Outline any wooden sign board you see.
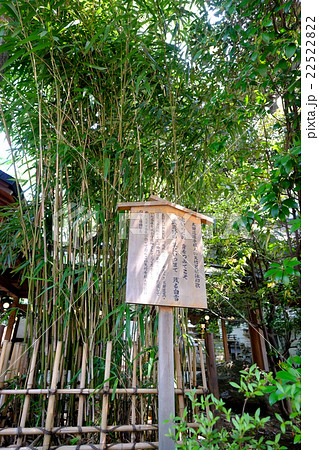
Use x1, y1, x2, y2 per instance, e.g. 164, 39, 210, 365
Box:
117, 197, 213, 449
124, 204, 208, 308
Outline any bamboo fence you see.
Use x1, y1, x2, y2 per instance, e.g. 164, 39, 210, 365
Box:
0, 334, 213, 449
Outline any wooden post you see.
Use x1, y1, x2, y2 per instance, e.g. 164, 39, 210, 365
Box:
204, 332, 219, 399
117, 198, 213, 447
248, 310, 266, 370
139, 349, 145, 442
158, 306, 175, 450
259, 329, 269, 371
131, 342, 138, 443
221, 320, 230, 362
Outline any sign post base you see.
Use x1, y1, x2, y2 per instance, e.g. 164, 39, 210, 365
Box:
158, 306, 175, 450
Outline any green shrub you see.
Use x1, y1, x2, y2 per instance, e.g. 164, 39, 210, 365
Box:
167, 358, 301, 449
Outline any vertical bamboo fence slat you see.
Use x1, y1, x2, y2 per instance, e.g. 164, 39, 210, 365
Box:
13, 344, 23, 378
43, 341, 63, 450
0, 341, 12, 411
100, 341, 112, 447
7, 343, 17, 380
77, 342, 88, 433
19, 344, 28, 377
0, 341, 9, 383
16, 340, 40, 447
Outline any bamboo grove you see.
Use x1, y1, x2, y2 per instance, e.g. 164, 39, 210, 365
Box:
0, 0, 300, 439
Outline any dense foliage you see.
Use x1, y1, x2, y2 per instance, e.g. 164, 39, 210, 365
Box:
0, 0, 300, 412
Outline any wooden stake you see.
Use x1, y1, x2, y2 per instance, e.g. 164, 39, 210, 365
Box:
221, 320, 230, 362
158, 306, 175, 450
174, 345, 185, 419
16, 340, 40, 447
100, 341, 112, 447
188, 348, 193, 388
192, 347, 197, 387
204, 333, 219, 400
43, 341, 63, 450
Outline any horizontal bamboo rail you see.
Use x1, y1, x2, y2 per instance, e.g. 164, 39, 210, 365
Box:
0, 388, 206, 395
0, 423, 200, 436
1, 444, 163, 450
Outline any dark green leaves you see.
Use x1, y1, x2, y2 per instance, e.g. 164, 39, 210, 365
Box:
285, 44, 297, 59
265, 258, 300, 285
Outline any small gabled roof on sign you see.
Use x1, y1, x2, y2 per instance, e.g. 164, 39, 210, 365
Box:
117, 195, 214, 225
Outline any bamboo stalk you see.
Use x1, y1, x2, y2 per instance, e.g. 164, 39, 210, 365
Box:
77, 343, 88, 434
43, 341, 63, 450
7, 343, 18, 380
174, 345, 185, 419
0, 341, 12, 410
100, 341, 112, 446
188, 348, 193, 388
198, 344, 210, 417
17, 343, 27, 377
12, 344, 23, 379
16, 340, 40, 447
0, 341, 9, 380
